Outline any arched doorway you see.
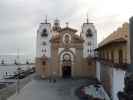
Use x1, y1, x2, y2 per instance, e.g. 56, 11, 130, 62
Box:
62, 53, 72, 78
118, 49, 123, 64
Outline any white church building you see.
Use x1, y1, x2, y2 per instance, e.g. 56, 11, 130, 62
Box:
36, 17, 97, 78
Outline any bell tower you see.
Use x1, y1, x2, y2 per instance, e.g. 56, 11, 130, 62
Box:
81, 16, 97, 58
36, 17, 52, 58
52, 18, 61, 32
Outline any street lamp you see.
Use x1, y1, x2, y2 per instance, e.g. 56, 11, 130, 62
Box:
16, 49, 20, 94
16, 67, 21, 94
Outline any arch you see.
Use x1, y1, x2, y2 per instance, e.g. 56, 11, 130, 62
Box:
118, 49, 123, 64
59, 49, 74, 78
111, 51, 114, 63
41, 29, 48, 37
86, 29, 93, 37
59, 49, 75, 63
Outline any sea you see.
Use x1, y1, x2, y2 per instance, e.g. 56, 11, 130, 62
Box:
0, 55, 35, 79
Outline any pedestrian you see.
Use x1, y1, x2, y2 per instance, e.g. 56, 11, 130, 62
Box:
53, 72, 56, 83
5, 72, 8, 76
49, 77, 52, 83
53, 79, 56, 83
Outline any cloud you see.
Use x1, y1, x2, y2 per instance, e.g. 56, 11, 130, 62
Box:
0, 0, 132, 56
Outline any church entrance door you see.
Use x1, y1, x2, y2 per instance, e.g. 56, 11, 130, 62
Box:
61, 53, 72, 78
62, 66, 71, 78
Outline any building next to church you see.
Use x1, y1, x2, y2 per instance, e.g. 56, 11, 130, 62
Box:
35, 17, 97, 78
97, 22, 129, 64
96, 23, 129, 100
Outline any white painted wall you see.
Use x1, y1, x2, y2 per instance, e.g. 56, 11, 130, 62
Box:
96, 61, 101, 81
112, 68, 125, 100
36, 23, 52, 58
82, 23, 97, 58
96, 62, 125, 100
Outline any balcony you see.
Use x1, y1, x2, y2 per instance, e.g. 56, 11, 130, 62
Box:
96, 57, 128, 70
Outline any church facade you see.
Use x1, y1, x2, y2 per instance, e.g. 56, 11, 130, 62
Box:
36, 18, 97, 78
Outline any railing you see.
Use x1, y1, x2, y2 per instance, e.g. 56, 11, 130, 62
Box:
96, 57, 128, 70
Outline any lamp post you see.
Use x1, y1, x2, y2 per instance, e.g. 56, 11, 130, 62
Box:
16, 67, 21, 94
16, 49, 20, 94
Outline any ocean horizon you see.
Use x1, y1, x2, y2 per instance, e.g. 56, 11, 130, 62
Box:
0, 54, 35, 65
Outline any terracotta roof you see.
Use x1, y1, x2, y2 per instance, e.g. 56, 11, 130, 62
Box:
99, 22, 129, 47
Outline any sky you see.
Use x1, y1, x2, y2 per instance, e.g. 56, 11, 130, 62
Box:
0, 0, 133, 56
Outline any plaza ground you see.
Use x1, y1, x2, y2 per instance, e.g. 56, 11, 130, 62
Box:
7, 76, 95, 100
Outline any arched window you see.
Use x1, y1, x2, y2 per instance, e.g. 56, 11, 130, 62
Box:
88, 41, 91, 46
106, 51, 109, 60
41, 29, 48, 37
42, 41, 47, 45
111, 51, 114, 63
42, 48, 46, 52
64, 35, 70, 43
63, 33, 71, 44
118, 49, 123, 64
86, 29, 93, 37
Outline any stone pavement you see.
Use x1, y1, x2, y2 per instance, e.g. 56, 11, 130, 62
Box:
7, 77, 90, 100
